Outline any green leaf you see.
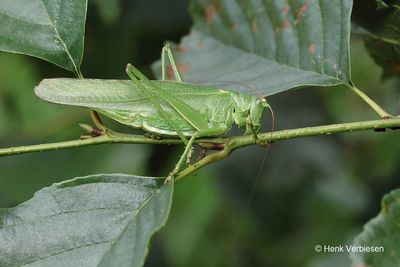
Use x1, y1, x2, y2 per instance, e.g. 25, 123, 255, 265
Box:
154, 0, 352, 96
0, 0, 87, 73
350, 188, 400, 267
364, 36, 400, 79
364, 1, 400, 79
0, 173, 173, 267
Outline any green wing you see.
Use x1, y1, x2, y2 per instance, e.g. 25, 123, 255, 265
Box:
126, 64, 209, 131
35, 78, 237, 138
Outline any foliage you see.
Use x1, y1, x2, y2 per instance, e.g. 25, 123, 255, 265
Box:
154, 0, 352, 96
353, 0, 400, 79
0, 174, 172, 266
0, 0, 87, 73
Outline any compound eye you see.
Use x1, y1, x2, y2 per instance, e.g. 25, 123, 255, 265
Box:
256, 98, 266, 105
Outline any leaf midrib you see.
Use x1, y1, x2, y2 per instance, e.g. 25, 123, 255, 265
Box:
39, 0, 79, 73
97, 186, 163, 264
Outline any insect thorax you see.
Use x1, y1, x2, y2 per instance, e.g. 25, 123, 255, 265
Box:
231, 93, 268, 134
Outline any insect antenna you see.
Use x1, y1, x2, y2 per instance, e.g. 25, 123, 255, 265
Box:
231, 105, 275, 254
196, 80, 278, 254
190, 79, 276, 252
230, 147, 269, 250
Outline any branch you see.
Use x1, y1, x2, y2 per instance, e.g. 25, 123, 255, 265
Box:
0, 131, 182, 157
1, 118, 399, 159
174, 117, 400, 180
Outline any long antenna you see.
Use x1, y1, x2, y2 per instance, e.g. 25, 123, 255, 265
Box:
188, 78, 276, 252
231, 96, 275, 253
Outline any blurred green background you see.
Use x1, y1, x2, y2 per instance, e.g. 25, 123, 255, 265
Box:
0, 0, 399, 266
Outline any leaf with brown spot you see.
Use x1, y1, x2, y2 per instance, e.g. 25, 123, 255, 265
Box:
204, 4, 217, 25
175, 45, 188, 53
231, 23, 238, 31
282, 6, 290, 15
308, 43, 316, 54
153, 0, 352, 96
252, 18, 259, 32
296, 0, 310, 24
281, 19, 291, 30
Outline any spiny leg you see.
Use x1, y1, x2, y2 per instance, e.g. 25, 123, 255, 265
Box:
159, 45, 230, 182
246, 115, 259, 142
248, 121, 269, 146
165, 126, 229, 183
165, 134, 197, 184
161, 43, 183, 82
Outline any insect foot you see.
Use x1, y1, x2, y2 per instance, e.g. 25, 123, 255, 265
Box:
164, 173, 175, 185
80, 135, 92, 140
144, 133, 163, 140
198, 149, 207, 161
186, 147, 195, 165
79, 123, 105, 137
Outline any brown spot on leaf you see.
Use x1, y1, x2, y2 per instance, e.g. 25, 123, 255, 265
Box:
308, 43, 316, 54
204, 4, 217, 25
281, 20, 290, 29
252, 18, 259, 32
231, 23, 238, 31
175, 45, 187, 53
389, 62, 400, 73
166, 63, 190, 80
282, 6, 290, 15
296, 0, 309, 24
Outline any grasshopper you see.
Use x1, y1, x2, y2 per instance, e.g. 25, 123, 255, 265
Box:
34, 44, 269, 182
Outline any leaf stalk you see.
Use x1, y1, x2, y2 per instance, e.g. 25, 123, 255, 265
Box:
349, 86, 393, 118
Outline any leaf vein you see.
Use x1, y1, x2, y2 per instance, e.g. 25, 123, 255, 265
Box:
39, 0, 79, 73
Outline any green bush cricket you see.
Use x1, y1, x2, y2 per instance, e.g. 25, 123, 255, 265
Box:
35, 44, 270, 182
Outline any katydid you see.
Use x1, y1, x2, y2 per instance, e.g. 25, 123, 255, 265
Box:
34, 44, 269, 182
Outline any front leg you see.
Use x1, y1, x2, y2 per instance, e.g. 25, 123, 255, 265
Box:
246, 115, 259, 142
